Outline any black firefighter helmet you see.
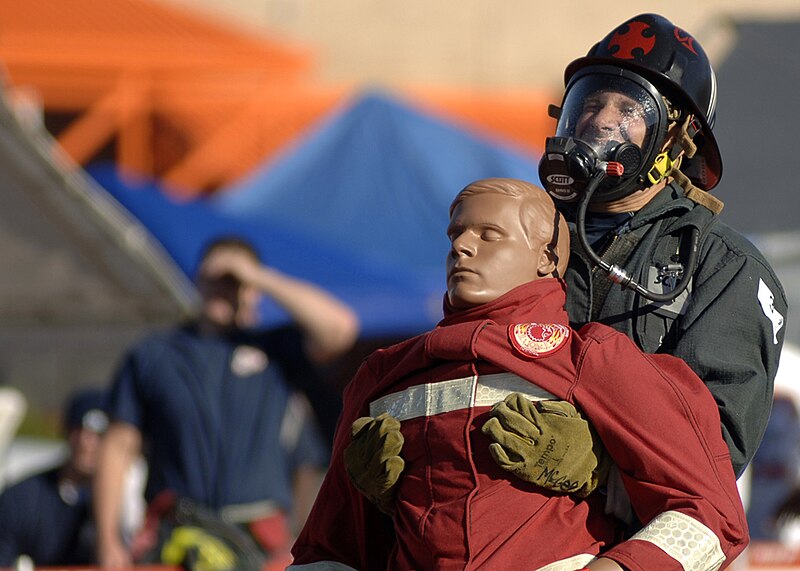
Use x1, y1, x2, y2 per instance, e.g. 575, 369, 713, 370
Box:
540, 13, 722, 202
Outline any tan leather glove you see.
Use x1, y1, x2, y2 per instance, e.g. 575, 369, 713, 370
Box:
343, 412, 405, 514
481, 394, 610, 497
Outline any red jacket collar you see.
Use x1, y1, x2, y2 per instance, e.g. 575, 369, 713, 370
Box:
439, 279, 569, 327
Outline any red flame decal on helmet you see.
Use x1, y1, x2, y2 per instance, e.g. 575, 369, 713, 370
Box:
673, 27, 698, 55
608, 20, 656, 60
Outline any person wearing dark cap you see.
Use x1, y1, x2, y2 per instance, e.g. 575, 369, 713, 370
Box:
0, 388, 109, 566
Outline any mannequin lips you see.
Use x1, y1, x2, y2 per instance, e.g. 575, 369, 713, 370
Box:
448, 265, 478, 280
447, 269, 478, 293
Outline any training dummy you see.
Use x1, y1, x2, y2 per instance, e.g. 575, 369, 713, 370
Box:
290, 178, 747, 571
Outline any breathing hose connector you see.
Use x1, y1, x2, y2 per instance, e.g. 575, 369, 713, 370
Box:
574, 168, 698, 303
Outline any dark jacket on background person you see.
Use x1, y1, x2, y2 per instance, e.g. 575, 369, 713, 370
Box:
0, 468, 96, 566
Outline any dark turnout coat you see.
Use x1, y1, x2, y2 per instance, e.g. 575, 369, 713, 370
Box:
563, 181, 788, 476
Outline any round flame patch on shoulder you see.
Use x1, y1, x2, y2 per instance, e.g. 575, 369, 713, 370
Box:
508, 323, 571, 358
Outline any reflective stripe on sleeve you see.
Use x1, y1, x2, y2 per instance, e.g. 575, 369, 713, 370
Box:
369, 372, 555, 421
630, 510, 725, 571
287, 563, 358, 570
534, 553, 596, 571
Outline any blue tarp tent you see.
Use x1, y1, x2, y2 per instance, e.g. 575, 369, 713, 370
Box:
92, 91, 542, 337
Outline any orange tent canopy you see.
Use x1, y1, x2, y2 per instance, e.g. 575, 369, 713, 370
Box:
406, 86, 555, 156
0, 0, 556, 197
0, 0, 326, 194
0, 0, 312, 83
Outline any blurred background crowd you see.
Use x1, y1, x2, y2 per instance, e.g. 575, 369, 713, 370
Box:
0, 0, 799, 569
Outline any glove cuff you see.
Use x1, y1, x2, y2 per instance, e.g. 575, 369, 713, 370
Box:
575, 424, 613, 498
369, 493, 397, 516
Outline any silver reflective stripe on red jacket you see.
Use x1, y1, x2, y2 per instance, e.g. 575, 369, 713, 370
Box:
369, 372, 555, 421
631, 510, 725, 571
534, 553, 596, 570
287, 563, 358, 570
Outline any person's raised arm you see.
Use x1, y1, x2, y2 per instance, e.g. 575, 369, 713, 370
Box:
95, 421, 141, 568
291, 464, 325, 535
200, 248, 359, 363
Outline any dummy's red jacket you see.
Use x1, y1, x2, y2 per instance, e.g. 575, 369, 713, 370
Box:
290, 279, 748, 571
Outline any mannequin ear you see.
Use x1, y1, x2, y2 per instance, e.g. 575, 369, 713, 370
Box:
537, 247, 557, 278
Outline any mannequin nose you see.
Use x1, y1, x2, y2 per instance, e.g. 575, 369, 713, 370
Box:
451, 234, 476, 257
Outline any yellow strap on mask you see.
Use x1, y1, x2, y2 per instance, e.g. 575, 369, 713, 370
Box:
647, 152, 674, 185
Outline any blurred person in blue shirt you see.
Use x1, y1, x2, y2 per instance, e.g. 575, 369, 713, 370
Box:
0, 388, 109, 566
94, 237, 359, 569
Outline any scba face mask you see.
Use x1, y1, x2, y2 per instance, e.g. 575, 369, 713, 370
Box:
539, 68, 669, 203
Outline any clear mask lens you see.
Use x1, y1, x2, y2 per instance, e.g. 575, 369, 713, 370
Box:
556, 75, 660, 162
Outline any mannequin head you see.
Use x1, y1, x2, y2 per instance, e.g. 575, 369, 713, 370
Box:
446, 178, 569, 309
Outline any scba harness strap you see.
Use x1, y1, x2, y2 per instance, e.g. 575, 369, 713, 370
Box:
663, 114, 724, 215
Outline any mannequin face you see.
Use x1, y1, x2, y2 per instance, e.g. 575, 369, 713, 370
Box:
446, 191, 555, 309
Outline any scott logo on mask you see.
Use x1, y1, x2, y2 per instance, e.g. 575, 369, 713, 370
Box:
546, 174, 574, 186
